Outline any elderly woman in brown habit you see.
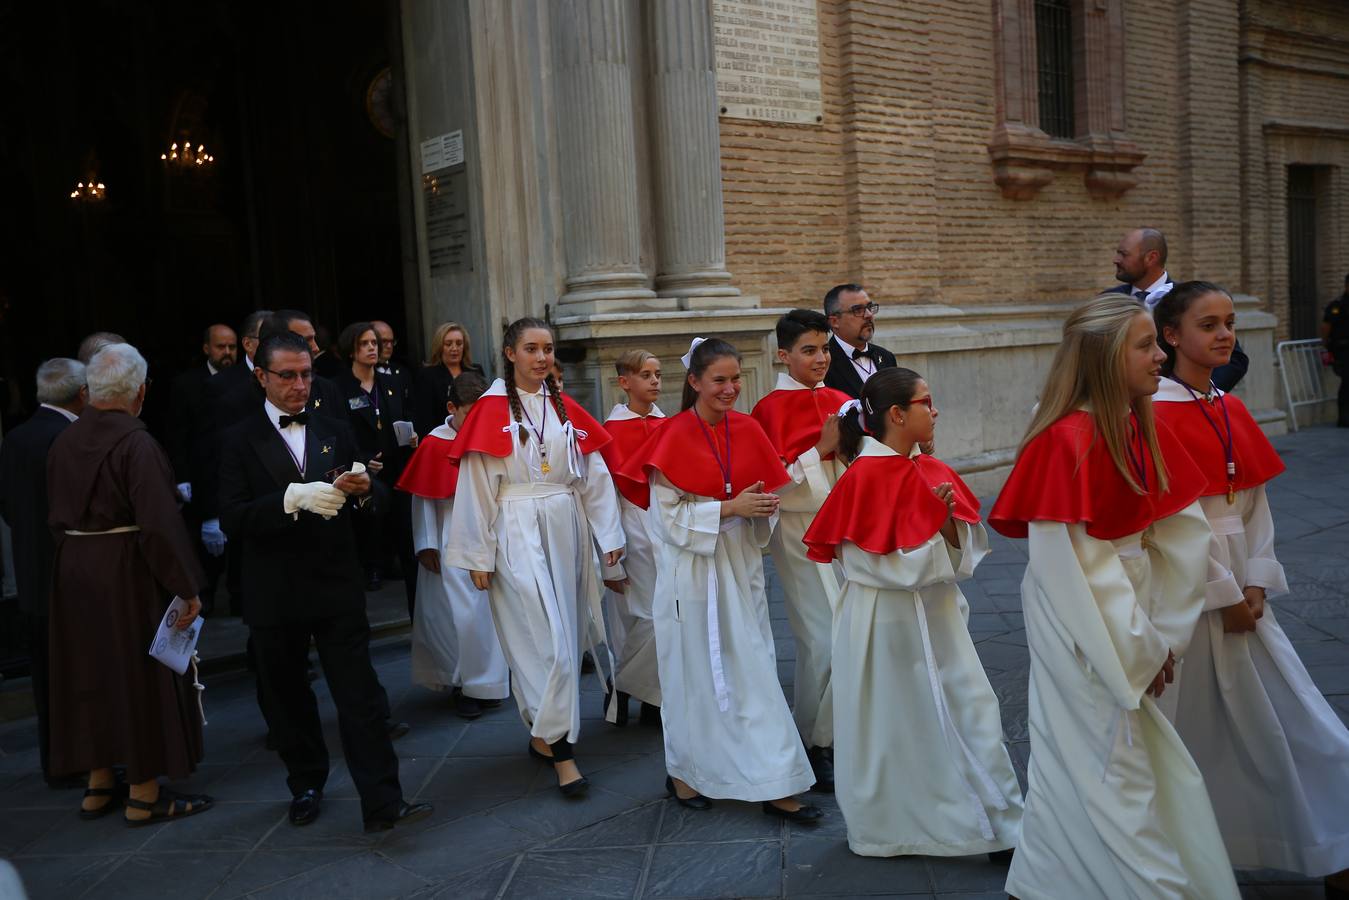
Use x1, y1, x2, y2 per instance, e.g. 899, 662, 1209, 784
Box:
46, 342, 214, 825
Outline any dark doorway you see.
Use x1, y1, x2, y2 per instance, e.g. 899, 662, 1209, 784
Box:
1286, 165, 1322, 341
0, 0, 409, 430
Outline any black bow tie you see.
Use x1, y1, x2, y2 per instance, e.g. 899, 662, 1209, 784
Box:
278, 412, 310, 428
852, 347, 874, 361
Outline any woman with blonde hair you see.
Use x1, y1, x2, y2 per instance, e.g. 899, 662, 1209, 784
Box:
413, 322, 484, 435
989, 294, 1239, 899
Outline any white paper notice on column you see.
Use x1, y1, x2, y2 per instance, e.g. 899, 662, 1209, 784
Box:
712, 0, 823, 124
420, 130, 465, 175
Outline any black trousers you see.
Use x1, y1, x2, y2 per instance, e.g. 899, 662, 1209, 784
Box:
183, 513, 226, 611
250, 611, 402, 820
25, 613, 53, 782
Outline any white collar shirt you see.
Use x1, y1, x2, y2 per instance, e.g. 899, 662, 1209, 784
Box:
833, 332, 877, 383
206, 360, 219, 377
264, 399, 307, 475
40, 403, 78, 423
1135, 271, 1172, 311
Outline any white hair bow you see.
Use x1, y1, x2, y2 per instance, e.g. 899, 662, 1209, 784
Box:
837, 398, 861, 418
680, 336, 708, 370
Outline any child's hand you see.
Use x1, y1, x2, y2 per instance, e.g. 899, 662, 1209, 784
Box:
815, 415, 840, 457
932, 482, 956, 518
604, 578, 629, 595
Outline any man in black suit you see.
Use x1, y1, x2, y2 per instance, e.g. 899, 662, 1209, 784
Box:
1106, 227, 1248, 391
167, 324, 237, 614
0, 359, 86, 788
218, 331, 432, 833
822, 283, 899, 398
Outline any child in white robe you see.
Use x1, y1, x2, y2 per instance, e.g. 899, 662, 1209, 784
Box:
989, 295, 1239, 900
750, 310, 851, 789
1153, 282, 1349, 892
395, 371, 509, 718
444, 318, 624, 798
804, 370, 1023, 858
615, 337, 819, 822
598, 349, 666, 726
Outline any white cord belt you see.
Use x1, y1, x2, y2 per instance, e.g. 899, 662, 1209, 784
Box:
64, 525, 141, 536
1208, 515, 1244, 537
497, 482, 577, 500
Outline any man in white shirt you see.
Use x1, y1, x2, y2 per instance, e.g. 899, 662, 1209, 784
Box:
822, 283, 899, 398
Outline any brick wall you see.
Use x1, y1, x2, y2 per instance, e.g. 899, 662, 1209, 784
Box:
719, 0, 1349, 320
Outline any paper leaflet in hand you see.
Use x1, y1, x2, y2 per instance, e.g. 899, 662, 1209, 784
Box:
149, 596, 202, 675
393, 420, 416, 447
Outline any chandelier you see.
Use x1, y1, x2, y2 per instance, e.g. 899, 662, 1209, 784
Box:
69, 178, 106, 203
161, 138, 214, 169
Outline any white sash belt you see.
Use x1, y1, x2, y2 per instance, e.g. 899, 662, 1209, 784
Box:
497, 482, 577, 501
64, 525, 141, 536
705, 517, 745, 714
1208, 515, 1245, 537
913, 592, 1008, 841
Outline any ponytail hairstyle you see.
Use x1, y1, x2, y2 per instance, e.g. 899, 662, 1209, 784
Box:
836, 367, 926, 463
1152, 280, 1233, 378
448, 370, 489, 408
501, 317, 568, 444
1020, 294, 1167, 495
681, 338, 742, 411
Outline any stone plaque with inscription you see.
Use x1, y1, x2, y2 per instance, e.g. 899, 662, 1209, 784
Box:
422, 165, 471, 276
712, 0, 822, 124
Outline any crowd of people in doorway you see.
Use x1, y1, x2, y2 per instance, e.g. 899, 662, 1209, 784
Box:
2, 226, 1349, 898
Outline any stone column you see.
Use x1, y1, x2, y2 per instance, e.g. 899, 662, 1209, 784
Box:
552, 0, 658, 310
645, 0, 742, 303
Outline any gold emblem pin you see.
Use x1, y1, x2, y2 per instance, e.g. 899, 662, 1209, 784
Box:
322, 445, 331, 454
314, 399, 322, 408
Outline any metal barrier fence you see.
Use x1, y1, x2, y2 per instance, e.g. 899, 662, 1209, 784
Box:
1277, 338, 1335, 432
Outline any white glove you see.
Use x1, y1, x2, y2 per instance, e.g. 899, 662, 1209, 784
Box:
177, 482, 193, 504
201, 518, 227, 556
284, 482, 346, 519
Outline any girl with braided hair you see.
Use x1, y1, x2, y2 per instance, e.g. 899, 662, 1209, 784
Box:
444, 318, 624, 798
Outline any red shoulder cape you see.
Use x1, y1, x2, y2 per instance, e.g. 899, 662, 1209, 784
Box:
988, 411, 1206, 540
751, 385, 855, 463
446, 393, 611, 461
1152, 393, 1284, 495
614, 409, 791, 509
395, 433, 459, 499
600, 416, 668, 507
803, 452, 980, 562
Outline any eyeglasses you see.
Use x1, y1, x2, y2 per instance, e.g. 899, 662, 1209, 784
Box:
840, 302, 880, 317
907, 396, 934, 411
261, 368, 314, 383
378, 338, 396, 347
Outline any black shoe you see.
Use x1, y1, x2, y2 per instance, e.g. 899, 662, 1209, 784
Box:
558, 775, 589, 799
478, 698, 503, 709
288, 788, 322, 826
762, 800, 823, 823
581, 652, 596, 674
363, 800, 434, 833
988, 848, 1015, 865
665, 776, 711, 810
453, 690, 482, 720
807, 746, 835, 793
387, 721, 410, 740
639, 702, 662, 727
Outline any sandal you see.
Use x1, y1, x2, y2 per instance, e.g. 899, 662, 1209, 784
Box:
78, 785, 126, 821
124, 790, 214, 827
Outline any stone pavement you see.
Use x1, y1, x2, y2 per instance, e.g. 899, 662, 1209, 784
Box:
1, 426, 1346, 900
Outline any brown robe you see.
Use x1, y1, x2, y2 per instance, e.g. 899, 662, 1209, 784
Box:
46, 407, 206, 782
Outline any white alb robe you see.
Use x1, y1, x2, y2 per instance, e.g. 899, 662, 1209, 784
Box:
648, 472, 814, 800
601, 404, 664, 718
445, 383, 624, 744
1165, 486, 1349, 876
408, 422, 510, 699
764, 373, 845, 749
832, 445, 1022, 856
1005, 503, 1240, 900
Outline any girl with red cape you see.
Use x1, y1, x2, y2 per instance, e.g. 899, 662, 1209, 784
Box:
1153, 282, 1349, 893
989, 294, 1238, 900
615, 338, 820, 822
803, 367, 1023, 859
443, 318, 624, 798
394, 371, 509, 719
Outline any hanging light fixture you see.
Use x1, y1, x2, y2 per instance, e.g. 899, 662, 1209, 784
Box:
160, 137, 215, 170
69, 178, 107, 203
